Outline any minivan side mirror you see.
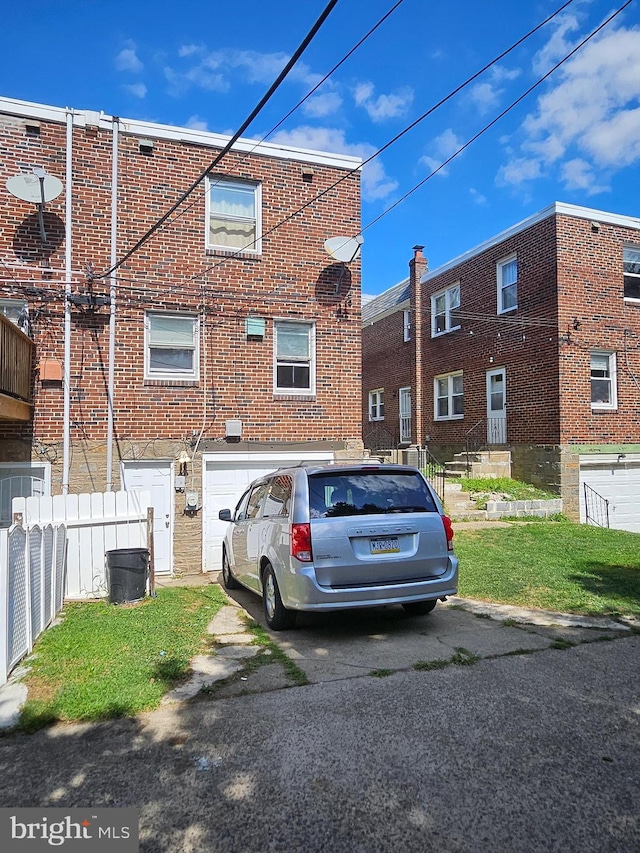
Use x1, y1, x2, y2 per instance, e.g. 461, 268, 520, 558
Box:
218, 509, 232, 522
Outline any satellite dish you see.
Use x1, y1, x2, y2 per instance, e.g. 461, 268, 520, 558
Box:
324, 235, 363, 263
6, 169, 63, 244
7, 172, 63, 204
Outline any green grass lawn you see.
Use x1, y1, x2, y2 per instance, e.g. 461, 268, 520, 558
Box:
455, 521, 640, 617
19, 585, 226, 731
457, 477, 556, 509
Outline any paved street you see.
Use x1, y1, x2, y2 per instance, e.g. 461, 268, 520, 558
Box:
0, 596, 638, 853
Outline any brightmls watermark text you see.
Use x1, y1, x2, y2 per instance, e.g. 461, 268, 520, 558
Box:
0, 809, 139, 851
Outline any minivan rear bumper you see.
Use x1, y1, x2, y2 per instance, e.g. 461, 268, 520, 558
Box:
279, 556, 459, 611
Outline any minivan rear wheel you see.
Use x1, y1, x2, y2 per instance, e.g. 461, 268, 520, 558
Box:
402, 600, 437, 616
222, 550, 240, 590
262, 563, 296, 631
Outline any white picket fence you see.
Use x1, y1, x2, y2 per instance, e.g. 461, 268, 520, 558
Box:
11, 490, 152, 599
0, 490, 153, 688
0, 522, 67, 687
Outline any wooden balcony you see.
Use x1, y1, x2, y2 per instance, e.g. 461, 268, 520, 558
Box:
0, 314, 33, 421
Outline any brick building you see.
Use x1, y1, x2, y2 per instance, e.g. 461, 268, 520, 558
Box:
0, 95, 363, 574
362, 203, 640, 530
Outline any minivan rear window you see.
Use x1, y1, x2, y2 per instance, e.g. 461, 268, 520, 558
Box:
308, 471, 438, 517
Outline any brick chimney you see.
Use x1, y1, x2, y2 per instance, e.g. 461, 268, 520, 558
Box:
409, 245, 428, 447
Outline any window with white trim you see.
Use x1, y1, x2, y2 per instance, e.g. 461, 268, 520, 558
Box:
403, 309, 411, 342
206, 178, 261, 253
145, 312, 199, 380
368, 389, 384, 421
431, 284, 460, 336
434, 372, 464, 420
623, 246, 640, 300
590, 351, 617, 410
497, 255, 517, 314
0, 462, 50, 527
274, 321, 315, 394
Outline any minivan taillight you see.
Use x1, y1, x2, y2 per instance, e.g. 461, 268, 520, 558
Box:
291, 523, 312, 562
441, 515, 454, 551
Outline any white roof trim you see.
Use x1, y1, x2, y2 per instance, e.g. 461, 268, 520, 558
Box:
0, 95, 362, 171
421, 202, 640, 284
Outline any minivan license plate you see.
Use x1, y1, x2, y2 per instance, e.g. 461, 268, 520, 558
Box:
370, 537, 400, 554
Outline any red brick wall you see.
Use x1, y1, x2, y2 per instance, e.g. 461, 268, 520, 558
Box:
556, 214, 640, 444
419, 216, 561, 446
362, 308, 412, 445
0, 111, 362, 478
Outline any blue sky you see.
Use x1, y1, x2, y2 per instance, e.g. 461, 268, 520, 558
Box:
1, 0, 639, 294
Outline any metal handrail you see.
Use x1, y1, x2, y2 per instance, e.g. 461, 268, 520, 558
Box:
584, 483, 609, 528
419, 446, 446, 503
464, 420, 485, 475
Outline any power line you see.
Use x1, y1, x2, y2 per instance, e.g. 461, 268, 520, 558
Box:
94, 0, 341, 280
362, 0, 635, 236
139, 0, 408, 239
171, 0, 577, 289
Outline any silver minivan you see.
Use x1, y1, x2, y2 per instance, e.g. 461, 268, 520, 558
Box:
218, 463, 458, 630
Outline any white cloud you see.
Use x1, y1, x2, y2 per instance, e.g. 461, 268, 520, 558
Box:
496, 157, 542, 186
352, 81, 414, 122
269, 126, 397, 202
420, 128, 465, 175
561, 158, 609, 194
115, 40, 143, 74
123, 83, 147, 99
469, 65, 521, 114
186, 115, 209, 131
302, 91, 343, 118
178, 44, 202, 58
498, 19, 640, 195
469, 187, 487, 205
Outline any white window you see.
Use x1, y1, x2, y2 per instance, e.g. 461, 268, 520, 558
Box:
624, 246, 640, 300
145, 312, 199, 380
590, 351, 617, 410
274, 321, 314, 394
368, 389, 384, 421
0, 298, 29, 334
206, 178, 261, 254
431, 284, 460, 336
497, 255, 517, 314
399, 387, 411, 441
435, 372, 464, 420
403, 309, 411, 342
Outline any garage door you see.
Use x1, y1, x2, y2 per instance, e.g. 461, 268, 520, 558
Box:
579, 454, 640, 533
202, 451, 334, 572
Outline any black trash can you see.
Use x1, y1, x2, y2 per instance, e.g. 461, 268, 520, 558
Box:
106, 548, 150, 604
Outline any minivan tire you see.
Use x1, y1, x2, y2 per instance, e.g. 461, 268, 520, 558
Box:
222, 550, 241, 590
262, 563, 297, 630
402, 600, 437, 616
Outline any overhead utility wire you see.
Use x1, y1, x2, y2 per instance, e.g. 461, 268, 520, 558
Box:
175, 0, 576, 287
150, 0, 408, 234
362, 0, 635, 235
93, 0, 340, 280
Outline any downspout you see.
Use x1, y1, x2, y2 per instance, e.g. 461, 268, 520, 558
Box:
62, 109, 73, 495
106, 117, 119, 491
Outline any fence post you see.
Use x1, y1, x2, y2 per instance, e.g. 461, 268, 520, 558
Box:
0, 529, 8, 686
147, 507, 155, 597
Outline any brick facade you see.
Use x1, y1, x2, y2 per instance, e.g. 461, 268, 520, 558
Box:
0, 97, 363, 572
362, 203, 640, 513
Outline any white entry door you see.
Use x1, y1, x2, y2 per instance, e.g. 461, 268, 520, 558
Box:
121, 460, 173, 575
203, 451, 334, 573
486, 368, 507, 444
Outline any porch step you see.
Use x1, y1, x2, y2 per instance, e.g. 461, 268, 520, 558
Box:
444, 450, 512, 480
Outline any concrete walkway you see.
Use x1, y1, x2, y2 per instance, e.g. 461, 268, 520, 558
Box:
1, 585, 635, 730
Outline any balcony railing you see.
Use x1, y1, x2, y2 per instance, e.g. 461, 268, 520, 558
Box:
0, 315, 33, 420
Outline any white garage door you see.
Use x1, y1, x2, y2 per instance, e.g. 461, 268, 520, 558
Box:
579, 454, 640, 533
202, 451, 334, 573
